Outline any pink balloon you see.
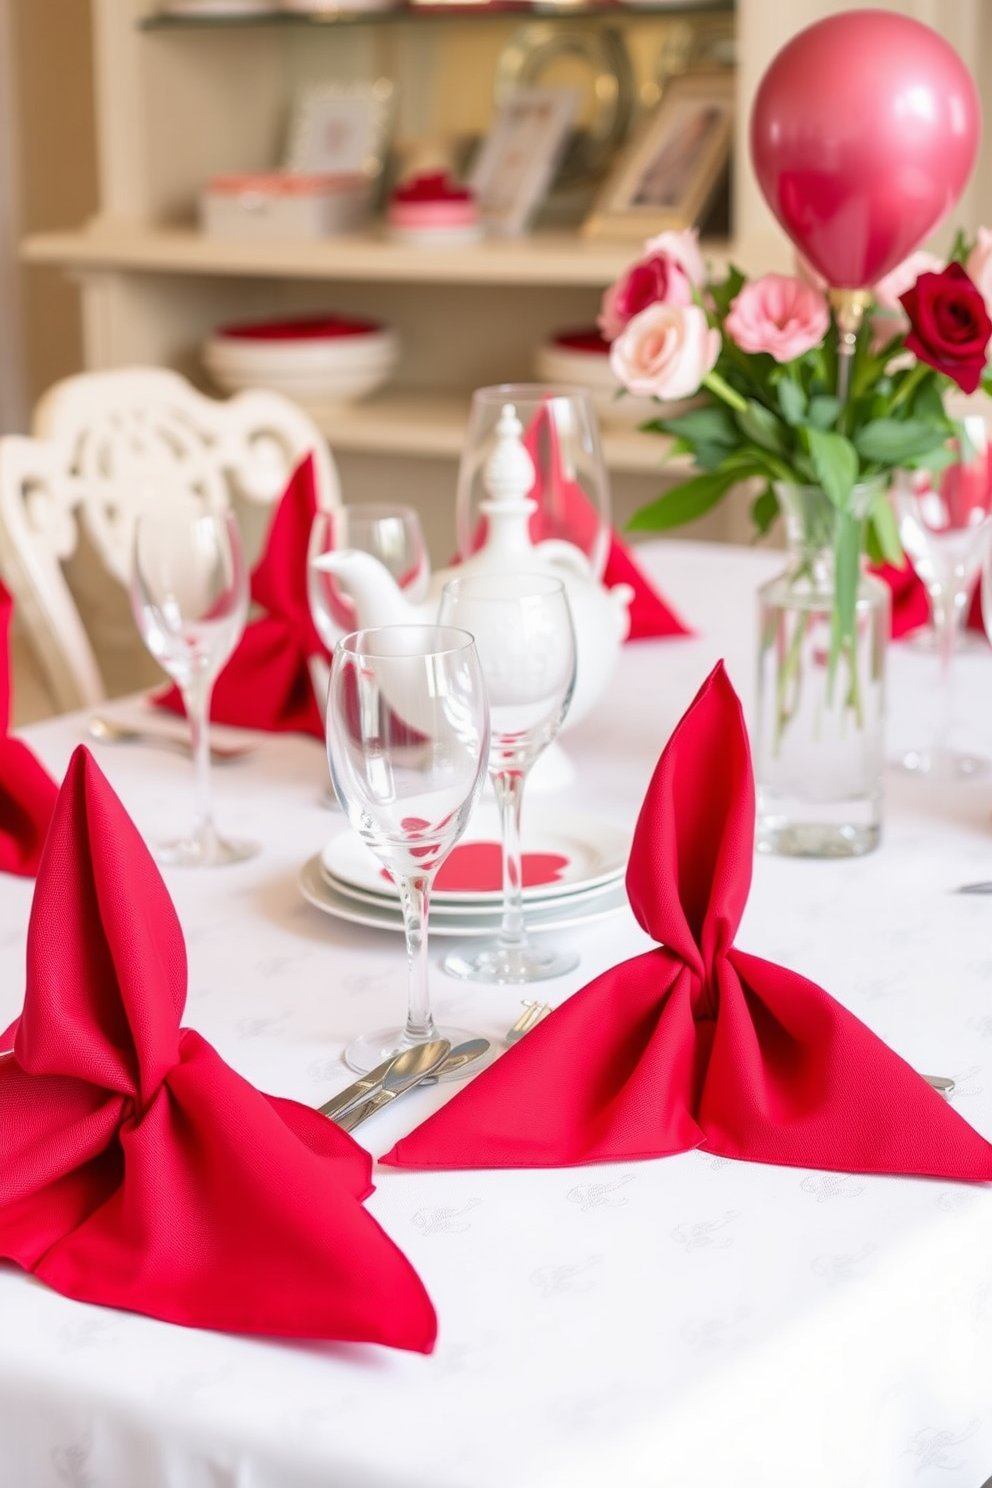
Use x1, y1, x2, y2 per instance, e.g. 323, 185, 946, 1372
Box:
750, 10, 981, 288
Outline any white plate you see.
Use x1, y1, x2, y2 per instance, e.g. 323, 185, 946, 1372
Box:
320, 806, 629, 907
300, 855, 629, 937
323, 864, 629, 919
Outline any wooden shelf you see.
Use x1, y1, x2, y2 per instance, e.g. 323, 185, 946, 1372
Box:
289, 388, 685, 472
22, 221, 733, 288
139, 2, 735, 30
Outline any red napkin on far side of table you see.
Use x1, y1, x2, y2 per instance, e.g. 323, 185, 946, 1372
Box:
383, 662, 992, 1181
0, 578, 58, 877
156, 454, 329, 738
0, 746, 436, 1350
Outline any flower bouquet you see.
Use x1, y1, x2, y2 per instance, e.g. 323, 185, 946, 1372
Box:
599, 227, 992, 856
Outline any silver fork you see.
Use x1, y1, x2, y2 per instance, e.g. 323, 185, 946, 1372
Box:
506, 1001, 554, 1044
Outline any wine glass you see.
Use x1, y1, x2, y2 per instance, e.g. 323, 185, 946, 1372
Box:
130, 507, 256, 866
455, 384, 611, 582
326, 624, 490, 1074
438, 573, 578, 985
307, 503, 430, 653
892, 413, 992, 778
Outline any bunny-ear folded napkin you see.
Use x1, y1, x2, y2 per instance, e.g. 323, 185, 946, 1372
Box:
0, 746, 436, 1350
156, 454, 328, 738
384, 663, 992, 1180
0, 578, 58, 876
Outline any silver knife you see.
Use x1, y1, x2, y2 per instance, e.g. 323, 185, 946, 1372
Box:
318, 1052, 402, 1122
335, 1038, 471, 1133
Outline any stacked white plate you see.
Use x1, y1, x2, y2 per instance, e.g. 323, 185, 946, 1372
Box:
203, 314, 399, 404
299, 805, 631, 936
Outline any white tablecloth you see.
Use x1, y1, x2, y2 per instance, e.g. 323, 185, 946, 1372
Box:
2, 541, 992, 1488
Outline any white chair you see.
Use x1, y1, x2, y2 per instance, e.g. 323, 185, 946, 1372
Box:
0, 367, 340, 714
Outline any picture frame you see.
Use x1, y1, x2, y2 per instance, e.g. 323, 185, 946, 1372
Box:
469, 87, 580, 237
582, 71, 733, 242
286, 79, 394, 181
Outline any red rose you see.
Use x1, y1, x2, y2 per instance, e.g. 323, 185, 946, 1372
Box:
899, 261, 992, 394
598, 253, 694, 339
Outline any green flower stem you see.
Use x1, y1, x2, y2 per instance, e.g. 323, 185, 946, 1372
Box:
702, 369, 748, 413
885, 359, 930, 416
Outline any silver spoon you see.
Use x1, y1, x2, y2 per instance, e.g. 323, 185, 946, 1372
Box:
88, 715, 254, 765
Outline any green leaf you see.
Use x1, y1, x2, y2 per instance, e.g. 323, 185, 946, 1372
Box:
805, 427, 859, 508
627, 469, 738, 532
750, 484, 779, 537
776, 377, 807, 426
658, 404, 739, 447
854, 418, 946, 464
806, 395, 842, 431
868, 488, 903, 567
734, 399, 787, 454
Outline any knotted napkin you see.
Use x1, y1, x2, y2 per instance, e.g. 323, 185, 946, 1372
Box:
384, 663, 992, 1180
157, 454, 329, 738
0, 746, 436, 1349
0, 578, 58, 876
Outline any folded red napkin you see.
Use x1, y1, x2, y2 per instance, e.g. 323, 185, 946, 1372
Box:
872, 559, 983, 639
0, 746, 436, 1349
156, 455, 328, 738
0, 578, 58, 876
383, 663, 992, 1180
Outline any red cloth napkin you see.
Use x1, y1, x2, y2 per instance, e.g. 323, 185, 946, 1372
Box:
0, 746, 436, 1350
156, 455, 328, 738
383, 663, 992, 1180
872, 559, 983, 639
0, 578, 58, 877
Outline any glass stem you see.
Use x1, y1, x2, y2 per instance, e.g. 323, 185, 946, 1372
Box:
932, 588, 959, 757
396, 872, 436, 1045
493, 768, 527, 951
181, 673, 214, 845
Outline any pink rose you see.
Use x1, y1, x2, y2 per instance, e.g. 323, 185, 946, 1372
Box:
640, 228, 707, 289
965, 226, 992, 324
598, 239, 699, 341
724, 274, 830, 363
609, 302, 720, 400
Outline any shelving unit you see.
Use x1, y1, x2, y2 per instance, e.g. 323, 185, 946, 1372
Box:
23, 0, 989, 555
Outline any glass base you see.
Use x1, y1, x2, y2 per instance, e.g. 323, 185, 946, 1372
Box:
344, 1022, 478, 1077
895, 747, 989, 781
756, 820, 880, 858
442, 939, 580, 985
157, 831, 259, 867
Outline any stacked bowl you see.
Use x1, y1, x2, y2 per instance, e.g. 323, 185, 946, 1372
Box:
203, 314, 399, 404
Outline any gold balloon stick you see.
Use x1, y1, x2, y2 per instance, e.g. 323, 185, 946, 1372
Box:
829, 288, 872, 404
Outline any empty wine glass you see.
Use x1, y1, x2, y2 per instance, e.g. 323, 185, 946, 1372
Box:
307, 503, 430, 653
438, 572, 578, 985
455, 384, 611, 581
131, 507, 256, 866
326, 624, 490, 1074
892, 413, 992, 778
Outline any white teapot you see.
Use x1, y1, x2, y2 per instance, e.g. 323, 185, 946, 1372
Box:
313, 403, 633, 732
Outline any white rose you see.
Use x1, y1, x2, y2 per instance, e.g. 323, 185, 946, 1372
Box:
966, 226, 992, 324
609, 302, 720, 400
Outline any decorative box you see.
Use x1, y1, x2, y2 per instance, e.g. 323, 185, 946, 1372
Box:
200, 172, 371, 242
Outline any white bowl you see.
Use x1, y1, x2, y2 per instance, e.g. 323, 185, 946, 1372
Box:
535, 334, 695, 429
203, 322, 399, 403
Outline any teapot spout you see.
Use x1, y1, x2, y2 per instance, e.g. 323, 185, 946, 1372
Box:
310, 548, 426, 631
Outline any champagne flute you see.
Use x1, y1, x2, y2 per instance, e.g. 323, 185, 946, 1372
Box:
307, 503, 430, 653
455, 384, 611, 581
892, 413, 992, 777
438, 573, 578, 985
326, 624, 490, 1074
130, 507, 256, 866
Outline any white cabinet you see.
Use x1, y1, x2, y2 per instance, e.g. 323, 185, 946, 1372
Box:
22, 0, 992, 554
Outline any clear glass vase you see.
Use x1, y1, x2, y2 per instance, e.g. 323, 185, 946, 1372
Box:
754, 483, 890, 859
